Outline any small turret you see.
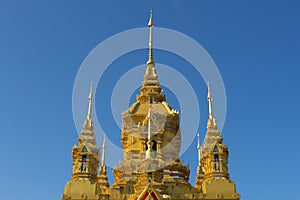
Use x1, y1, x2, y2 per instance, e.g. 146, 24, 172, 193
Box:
98, 135, 110, 190
62, 84, 101, 200
195, 133, 204, 188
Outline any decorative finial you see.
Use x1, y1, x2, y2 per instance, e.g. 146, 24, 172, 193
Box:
148, 9, 153, 27
147, 9, 154, 64
197, 133, 201, 161
87, 82, 93, 120
101, 135, 106, 166
146, 107, 152, 159
197, 133, 201, 149
147, 108, 151, 141
207, 82, 214, 119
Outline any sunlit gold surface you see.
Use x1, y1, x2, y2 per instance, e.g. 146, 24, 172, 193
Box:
61, 10, 239, 200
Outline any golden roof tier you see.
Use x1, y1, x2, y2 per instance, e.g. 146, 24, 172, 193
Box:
61, 9, 240, 200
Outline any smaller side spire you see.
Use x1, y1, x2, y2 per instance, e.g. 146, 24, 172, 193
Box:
195, 132, 204, 188
83, 82, 94, 131
101, 135, 106, 166
207, 82, 213, 120
206, 82, 218, 129
98, 135, 109, 189
197, 133, 201, 162
203, 82, 221, 155
88, 82, 93, 120
71, 83, 99, 182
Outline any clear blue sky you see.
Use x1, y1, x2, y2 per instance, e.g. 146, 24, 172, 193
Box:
0, 1, 299, 199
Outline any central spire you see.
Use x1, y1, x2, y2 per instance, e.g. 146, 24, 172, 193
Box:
144, 9, 158, 82
137, 9, 165, 103
147, 9, 154, 64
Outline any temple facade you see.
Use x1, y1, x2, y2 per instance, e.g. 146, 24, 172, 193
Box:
61, 11, 240, 200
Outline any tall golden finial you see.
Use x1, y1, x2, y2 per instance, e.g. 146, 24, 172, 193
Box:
197, 133, 201, 162
147, 9, 154, 64
87, 82, 93, 120
101, 135, 106, 166
207, 82, 214, 119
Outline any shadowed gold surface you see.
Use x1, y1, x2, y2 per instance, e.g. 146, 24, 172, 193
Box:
61, 10, 239, 200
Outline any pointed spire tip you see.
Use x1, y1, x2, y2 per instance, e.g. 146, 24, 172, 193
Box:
148, 9, 153, 27
101, 135, 106, 166
207, 81, 214, 119
89, 82, 93, 100
207, 81, 211, 97
197, 133, 201, 149
147, 9, 154, 64
197, 133, 201, 161
87, 82, 93, 120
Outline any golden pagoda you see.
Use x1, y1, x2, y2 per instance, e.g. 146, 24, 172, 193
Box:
61, 10, 240, 200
